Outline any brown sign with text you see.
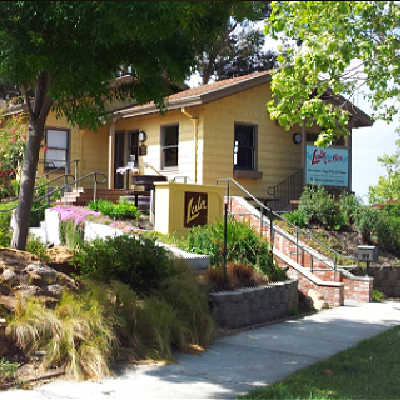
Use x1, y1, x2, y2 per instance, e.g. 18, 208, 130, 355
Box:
184, 191, 208, 228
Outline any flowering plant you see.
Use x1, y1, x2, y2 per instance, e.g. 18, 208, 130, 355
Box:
51, 205, 100, 226
0, 110, 27, 178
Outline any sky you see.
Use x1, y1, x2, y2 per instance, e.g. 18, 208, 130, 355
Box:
187, 21, 398, 203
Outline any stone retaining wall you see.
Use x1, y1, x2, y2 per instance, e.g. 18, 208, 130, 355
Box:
209, 280, 298, 329
349, 266, 400, 297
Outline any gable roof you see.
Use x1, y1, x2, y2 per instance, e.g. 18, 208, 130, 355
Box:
116, 71, 272, 118
116, 70, 373, 128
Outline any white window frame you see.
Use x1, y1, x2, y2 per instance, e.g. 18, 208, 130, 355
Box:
160, 124, 179, 170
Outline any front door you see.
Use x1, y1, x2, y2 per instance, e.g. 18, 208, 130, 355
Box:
114, 131, 139, 189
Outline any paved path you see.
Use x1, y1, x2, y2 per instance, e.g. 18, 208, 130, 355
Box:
3, 301, 400, 400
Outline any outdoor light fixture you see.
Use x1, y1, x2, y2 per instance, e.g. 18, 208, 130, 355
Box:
293, 133, 302, 144
138, 130, 147, 142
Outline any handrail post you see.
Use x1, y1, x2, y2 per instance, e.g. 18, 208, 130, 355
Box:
269, 209, 274, 253
74, 160, 78, 191
93, 172, 97, 202
64, 173, 70, 193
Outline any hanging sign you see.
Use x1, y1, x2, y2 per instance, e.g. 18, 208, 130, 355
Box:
305, 145, 349, 187
184, 191, 208, 228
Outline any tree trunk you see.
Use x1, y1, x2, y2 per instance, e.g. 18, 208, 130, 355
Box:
11, 71, 52, 250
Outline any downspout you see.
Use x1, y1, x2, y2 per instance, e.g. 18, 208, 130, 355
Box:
181, 108, 199, 184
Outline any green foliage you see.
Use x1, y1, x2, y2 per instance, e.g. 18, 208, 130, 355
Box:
88, 199, 139, 220
338, 193, 360, 226
282, 209, 307, 229
239, 325, 400, 400
354, 206, 381, 243
26, 237, 49, 262
0, 211, 11, 247
266, 1, 400, 146
375, 212, 400, 255
0, 357, 19, 385
59, 219, 84, 249
72, 235, 176, 296
299, 186, 341, 229
183, 218, 286, 281
369, 136, 400, 204
372, 289, 385, 302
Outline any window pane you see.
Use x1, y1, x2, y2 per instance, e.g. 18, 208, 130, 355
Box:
235, 125, 254, 147
47, 130, 68, 148
164, 125, 179, 146
163, 147, 178, 167
45, 149, 66, 168
236, 148, 253, 169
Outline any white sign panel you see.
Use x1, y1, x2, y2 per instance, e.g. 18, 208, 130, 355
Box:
305, 145, 349, 187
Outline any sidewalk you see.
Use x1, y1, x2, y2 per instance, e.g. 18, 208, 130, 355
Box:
3, 301, 400, 400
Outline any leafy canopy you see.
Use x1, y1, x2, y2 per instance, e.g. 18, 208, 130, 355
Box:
369, 135, 400, 204
265, 1, 400, 147
0, 1, 234, 129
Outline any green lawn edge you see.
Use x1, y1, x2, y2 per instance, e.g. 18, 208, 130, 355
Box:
238, 325, 400, 400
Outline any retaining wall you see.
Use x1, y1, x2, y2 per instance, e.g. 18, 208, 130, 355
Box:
209, 280, 298, 329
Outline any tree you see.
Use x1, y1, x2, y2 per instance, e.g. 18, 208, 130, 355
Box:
196, 2, 277, 84
0, 1, 236, 250
369, 136, 400, 204
265, 1, 400, 147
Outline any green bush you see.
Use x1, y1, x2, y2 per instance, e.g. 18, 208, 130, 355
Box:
0, 211, 11, 247
26, 237, 49, 262
354, 206, 381, 243
88, 199, 139, 220
299, 185, 339, 228
183, 218, 286, 281
72, 235, 176, 296
0, 357, 19, 384
372, 289, 385, 302
375, 212, 400, 254
283, 209, 307, 229
338, 193, 360, 226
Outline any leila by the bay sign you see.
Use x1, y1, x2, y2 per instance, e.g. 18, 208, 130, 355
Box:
184, 191, 208, 228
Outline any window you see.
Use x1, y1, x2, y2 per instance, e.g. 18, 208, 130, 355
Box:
234, 124, 257, 170
161, 124, 179, 169
45, 128, 69, 169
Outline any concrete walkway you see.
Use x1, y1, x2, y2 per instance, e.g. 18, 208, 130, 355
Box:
3, 301, 400, 400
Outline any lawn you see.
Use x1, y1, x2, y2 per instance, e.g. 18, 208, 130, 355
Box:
239, 325, 400, 400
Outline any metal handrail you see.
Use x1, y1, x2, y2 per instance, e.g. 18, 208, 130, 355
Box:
217, 177, 356, 270
37, 159, 80, 189
0, 171, 107, 213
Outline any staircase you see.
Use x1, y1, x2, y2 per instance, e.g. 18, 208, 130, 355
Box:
265, 169, 304, 211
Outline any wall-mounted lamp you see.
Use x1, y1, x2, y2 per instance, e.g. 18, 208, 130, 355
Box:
293, 133, 302, 144
138, 130, 147, 142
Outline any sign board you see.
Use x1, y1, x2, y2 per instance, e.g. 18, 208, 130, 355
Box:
305, 145, 349, 187
184, 191, 208, 228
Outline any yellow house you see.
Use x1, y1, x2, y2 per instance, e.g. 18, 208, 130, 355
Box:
38, 71, 372, 208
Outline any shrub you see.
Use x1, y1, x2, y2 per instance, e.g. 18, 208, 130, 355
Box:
375, 212, 400, 255
88, 199, 139, 220
26, 237, 49, 262
207, 262, 269, 291
0, 211, 11, 247
283, 209, 307, 229
72, 235, 176, 296
299, 185, 338, 228
354, 206, 381, 243
372, 289, 385, 302
0, 357, 19, 385
183, 218, 286, 281
338, 193, 360, 226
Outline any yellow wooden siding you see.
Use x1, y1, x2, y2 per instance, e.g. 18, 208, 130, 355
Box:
201, 84, 302, 197
39, 112, 109, 188
115, 106, 205, 183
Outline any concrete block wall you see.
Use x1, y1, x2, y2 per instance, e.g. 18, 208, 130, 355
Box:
209, 280, 298, 329
229, 196, 373, 306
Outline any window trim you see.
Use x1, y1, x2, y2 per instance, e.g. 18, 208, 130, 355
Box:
233, 122, 258, 171
44, 127, 70, 170
160, 123, 179, 170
